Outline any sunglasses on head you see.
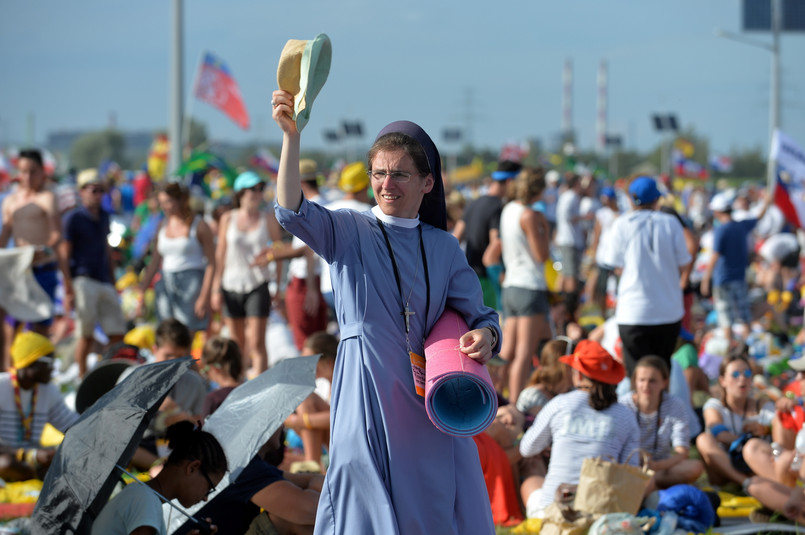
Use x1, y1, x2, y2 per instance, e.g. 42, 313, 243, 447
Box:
730, 369, 752, 379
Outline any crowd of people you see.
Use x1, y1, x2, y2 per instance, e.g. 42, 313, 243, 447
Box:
3, 117, 805, 532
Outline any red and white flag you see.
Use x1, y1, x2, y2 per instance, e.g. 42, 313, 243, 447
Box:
194, 52, 250, 130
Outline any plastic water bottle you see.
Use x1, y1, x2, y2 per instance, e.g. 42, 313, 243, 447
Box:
790, 428, 805, 471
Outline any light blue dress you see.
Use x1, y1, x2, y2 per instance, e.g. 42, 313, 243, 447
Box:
276, 200, 499, 534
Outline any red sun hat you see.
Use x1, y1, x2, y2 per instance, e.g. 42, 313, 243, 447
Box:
559, 339, 625, 385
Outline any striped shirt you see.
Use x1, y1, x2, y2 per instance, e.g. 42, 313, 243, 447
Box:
520, 389, 640, 510
0, 374, 79, 448
619, 393, 691, 461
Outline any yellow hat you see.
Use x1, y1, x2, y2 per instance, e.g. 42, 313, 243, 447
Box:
11, 332, 55, 369
338, 162, 369, 193
124, 325, 156, 350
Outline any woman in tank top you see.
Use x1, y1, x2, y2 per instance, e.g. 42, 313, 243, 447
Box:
211, 172, 284, 375
138, 181, 216, 335
498, 167, 552, 404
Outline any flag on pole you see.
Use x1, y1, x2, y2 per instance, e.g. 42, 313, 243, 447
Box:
708, 154, 733, 174
771, 129, 805, 228
251, 148, 279, 176
194, 52, 250, 130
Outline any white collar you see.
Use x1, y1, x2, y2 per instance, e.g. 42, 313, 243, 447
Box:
372, 206, 420, 228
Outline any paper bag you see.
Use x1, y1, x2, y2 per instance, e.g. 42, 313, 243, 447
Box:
539, 502, 595, 535
574, 451, 654, 515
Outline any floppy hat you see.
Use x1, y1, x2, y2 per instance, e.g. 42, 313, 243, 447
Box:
546, 169, 561, 185
628, 176, 663, 206
77, 168, 101, 189
277, 33, 332, 133
558, 339, 624, 385
299, 159, 321, 183
339, 162, 369, 193
11, 331, 55, 369
234, 171, 263, 192
709, 192, 732, 213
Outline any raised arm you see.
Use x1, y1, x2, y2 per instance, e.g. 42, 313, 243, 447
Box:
272, 90, 302, 211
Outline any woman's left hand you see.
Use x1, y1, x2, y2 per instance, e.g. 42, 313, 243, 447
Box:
460, 328, 495, 365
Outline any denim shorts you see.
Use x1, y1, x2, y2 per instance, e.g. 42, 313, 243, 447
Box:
155, 268, 207, 332
714, 280, 750, 327
502, 286, 550, 317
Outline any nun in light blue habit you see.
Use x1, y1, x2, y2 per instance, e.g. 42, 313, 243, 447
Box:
272, 95, 501, 534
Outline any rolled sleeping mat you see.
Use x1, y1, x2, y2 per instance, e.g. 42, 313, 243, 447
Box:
424, 308, 498, 437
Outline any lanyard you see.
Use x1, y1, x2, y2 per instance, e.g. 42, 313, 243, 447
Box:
377, 218, 430, 347
11, 370, 38, 443
635, 391, 662, 456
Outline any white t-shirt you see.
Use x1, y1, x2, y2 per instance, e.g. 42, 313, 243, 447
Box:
594, 206, 618, 266
91, 481, 166, 535
519, 389, 640, 511
600, 210, 691, 325
555, 189, 583, 248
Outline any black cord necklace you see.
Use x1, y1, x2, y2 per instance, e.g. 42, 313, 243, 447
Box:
635, 391, 662, 456
377, 218, 430, 339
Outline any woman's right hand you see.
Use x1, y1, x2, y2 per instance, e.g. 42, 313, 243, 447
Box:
210, 291, 222, 314
272, 90, 298, 136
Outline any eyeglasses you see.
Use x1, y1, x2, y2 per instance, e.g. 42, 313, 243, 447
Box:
247, 183, 266, 193
84, 185, 105, 194
200, 467, 216, 497
368, 170, 415, 183
730, 369, 752, 379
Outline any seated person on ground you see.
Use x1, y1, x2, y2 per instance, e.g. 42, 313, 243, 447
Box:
619, 355, 703, 490
92, 421, 227, 535
695, 354, 775, 488
175, 426, 322, 535
283, 331, 338, 472
0, 331, 79, 481
199, 336, 244, 419
519, 340, 640, 519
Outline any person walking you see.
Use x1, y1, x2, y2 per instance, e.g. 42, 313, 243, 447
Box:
599, 176, 691, 374
211, 171, 284, 374
138, 182, 216, 337
61, 168, 127, 377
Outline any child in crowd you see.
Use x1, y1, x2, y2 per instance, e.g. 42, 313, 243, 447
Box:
516, 338, 573, 417
284, 331, 338, 472
199, 336, 243, 419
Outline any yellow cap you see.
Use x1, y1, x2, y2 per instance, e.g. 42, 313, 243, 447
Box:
124, 325, 156, 350
338, 162, 369, 193
11, 332, 55, 369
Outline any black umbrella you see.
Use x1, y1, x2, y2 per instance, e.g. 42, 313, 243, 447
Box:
31, 357, 193, 534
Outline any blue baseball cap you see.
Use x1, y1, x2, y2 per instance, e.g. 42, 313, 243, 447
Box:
600, 186, 616, 200
234, 171, 263, 192
628, 176, 663, 206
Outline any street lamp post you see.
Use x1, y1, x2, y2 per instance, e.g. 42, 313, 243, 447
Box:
715, 0, 781, 188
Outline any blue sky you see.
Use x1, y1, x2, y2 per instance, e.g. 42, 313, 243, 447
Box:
2, 0, 804, 160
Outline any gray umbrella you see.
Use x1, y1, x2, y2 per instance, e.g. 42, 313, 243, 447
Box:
31, 357, 194, 535
166, 354, 318, 533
